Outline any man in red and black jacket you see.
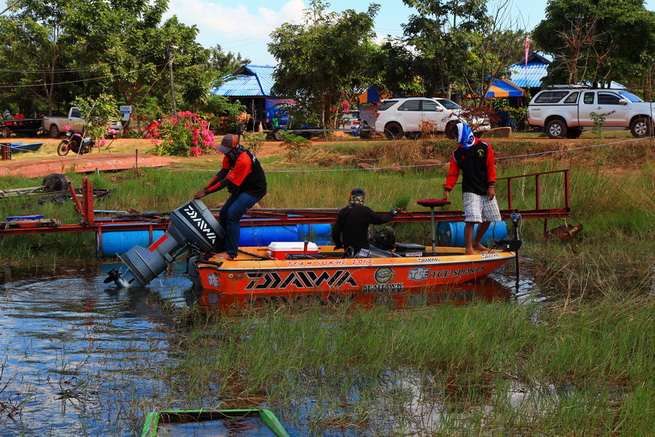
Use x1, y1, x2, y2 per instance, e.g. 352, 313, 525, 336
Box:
443, 122, 501, 255
194, 134, 267, 260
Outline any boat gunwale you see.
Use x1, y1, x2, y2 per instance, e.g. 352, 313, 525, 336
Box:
197, 251, 516, 272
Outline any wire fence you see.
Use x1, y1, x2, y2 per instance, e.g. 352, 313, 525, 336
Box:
2, 134, 651, 175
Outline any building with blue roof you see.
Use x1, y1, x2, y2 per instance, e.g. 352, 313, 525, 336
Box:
509, 51, 625, 96
211, 64, 276, 97
509, 51, 553, 92
210, 64, 282, 129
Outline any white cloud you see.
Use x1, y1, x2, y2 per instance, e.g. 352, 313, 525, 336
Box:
165, 0, 306, 64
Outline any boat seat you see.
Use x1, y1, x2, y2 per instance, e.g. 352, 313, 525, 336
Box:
416, 198, 450, 208
417, 198, 451, 254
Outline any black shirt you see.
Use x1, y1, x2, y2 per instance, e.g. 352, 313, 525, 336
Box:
205, 147, 267, 198
445, 138, 497, 196
332, 204, 394, 254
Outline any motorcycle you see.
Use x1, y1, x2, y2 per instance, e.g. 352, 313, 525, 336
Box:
57, 130, 95, 156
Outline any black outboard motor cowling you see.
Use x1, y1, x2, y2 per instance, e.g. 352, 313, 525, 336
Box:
106, 199, 224, 288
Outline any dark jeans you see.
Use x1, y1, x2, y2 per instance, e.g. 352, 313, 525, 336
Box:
218, 192, 262, 258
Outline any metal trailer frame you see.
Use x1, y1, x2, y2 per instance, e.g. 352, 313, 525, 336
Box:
0, 170, 573, 254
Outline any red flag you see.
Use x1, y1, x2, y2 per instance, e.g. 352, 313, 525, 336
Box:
525, 37, 531, 67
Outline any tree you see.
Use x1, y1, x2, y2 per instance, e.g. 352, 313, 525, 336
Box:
207, 44, 251, 88
399, 0, 525, 105
268, 0, 379, 131
0, 1, 74, 114
533, 0, 655, 88
370, 36, 422, 97
401, 0, 490, 98
0, 0, 222, 119
50, 3, 211, 112
72, 93, 121, 142
466, 1, 527, 104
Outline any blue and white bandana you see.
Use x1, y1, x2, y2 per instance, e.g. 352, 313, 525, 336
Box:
456, 122, 476, 149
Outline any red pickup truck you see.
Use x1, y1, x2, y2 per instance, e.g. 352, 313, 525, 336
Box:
0, 114, 44, 138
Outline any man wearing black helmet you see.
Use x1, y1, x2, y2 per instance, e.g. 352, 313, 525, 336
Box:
194, 134, 267, 260
332, 187, 400, 257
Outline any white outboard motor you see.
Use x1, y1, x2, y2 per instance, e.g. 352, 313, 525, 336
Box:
105, 199, 224, 288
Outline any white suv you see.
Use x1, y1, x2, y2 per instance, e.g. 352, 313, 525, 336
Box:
374, 97, 486, 139
527, 87, 654, 138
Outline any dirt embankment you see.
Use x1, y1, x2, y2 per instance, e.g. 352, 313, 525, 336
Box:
3, 134, 653, 172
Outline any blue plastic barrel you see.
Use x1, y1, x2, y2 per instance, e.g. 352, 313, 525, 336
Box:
298, 223, 332, 245
97, 228, 166, 256
437, 221, 507, 247
238, 225, 299, 246
240, 224, 333, 246
98, 223, 333, 256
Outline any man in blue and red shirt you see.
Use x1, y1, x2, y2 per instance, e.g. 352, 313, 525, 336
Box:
194, 134, 267, 260
443, 122, 501, 255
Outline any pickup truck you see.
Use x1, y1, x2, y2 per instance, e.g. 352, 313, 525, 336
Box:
43, 107, 122, 138
0, 117, 43, 138
527, 88, 654, 138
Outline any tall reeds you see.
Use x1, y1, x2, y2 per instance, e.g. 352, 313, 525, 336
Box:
1, 137, 653, 264
161, 292, 655, 435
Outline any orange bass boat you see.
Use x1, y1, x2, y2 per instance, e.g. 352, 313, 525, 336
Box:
190, 242, 517, 310
106, 200, 520, 310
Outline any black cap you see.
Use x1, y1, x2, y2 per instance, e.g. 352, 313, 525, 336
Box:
351, 187, 365, 197
217, 134, 239, 153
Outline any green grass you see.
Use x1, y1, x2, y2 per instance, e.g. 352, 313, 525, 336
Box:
160, 291, 655, 435
3, 136, 655, 434
1, 136, 654, 264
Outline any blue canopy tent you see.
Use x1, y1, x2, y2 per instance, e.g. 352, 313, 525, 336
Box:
485, 79, 525, 98
358, 85, 392, 104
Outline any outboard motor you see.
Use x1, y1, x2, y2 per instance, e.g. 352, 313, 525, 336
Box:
105, 199, 224, 288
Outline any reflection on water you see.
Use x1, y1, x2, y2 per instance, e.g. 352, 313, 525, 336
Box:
158, 416, 279, 436
192, 273, 518, 314
0, 262, 533, 436
0, 263, 191, 436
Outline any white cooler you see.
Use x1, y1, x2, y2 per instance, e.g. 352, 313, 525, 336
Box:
267, 242, 319, 260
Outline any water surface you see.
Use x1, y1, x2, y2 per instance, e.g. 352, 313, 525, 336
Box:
0, 264, 189, 436
0, 263, 528, 436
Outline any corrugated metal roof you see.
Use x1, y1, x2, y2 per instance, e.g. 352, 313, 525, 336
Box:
509, 62, 548, 88
531, 51, 554, 63
508, 51, 551, 88
245, 65, 275, 95
210, 65, 276, 97
509, 51, 625, 89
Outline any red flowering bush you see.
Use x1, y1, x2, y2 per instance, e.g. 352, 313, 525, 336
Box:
145, 111, 217, 157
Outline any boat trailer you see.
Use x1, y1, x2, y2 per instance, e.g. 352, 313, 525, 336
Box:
0, 169, 578, 251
